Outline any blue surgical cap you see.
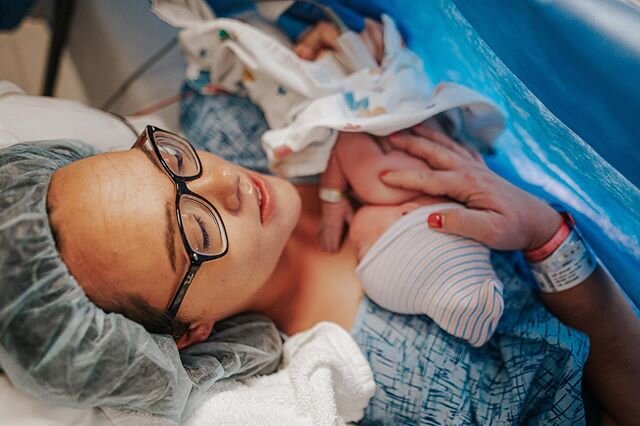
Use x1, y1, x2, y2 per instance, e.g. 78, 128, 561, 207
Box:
0, 140, 282, 421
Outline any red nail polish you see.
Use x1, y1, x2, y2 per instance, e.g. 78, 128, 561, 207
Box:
427, 213, 442, 229
379, 170, 390, 178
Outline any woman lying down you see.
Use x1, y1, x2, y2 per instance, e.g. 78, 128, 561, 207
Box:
1, 116, 638, 424
1, 10, 639, 426
175, 7, 638, 423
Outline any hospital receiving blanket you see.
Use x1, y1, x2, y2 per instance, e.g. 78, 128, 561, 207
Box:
174, 13, 506, 177
103, 322, 375, 426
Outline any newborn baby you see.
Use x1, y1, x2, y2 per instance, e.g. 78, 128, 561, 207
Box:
320, 129, 503, 347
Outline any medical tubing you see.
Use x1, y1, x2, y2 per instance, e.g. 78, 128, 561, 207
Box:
101, 36, 179, 111
100, 1, 338, 114
101, 1, 364, 114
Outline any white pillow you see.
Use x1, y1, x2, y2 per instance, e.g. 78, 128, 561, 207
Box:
0, 375, 111, 426
0, 81, 178, 150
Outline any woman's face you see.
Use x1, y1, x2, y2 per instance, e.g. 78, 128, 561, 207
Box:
48, 146, 301, 334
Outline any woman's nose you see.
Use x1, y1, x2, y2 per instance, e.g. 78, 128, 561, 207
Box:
190, 165, 241, 212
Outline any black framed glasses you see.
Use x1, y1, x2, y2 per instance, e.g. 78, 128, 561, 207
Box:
132, 125, 229, 318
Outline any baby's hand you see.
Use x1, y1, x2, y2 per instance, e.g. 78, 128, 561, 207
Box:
294, 18, 384, 64
319, 199, 353, 252
358, 18, 385, 64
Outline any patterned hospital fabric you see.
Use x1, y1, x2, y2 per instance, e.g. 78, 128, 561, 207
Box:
351, 252, 589, 425
181, 84, 271, 174
180, 91, 590, 425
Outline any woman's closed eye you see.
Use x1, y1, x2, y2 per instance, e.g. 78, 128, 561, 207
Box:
181, 210, 224, 255
194, 215, 210, 249
175, 153, 185, 172
161, 151, 184, 174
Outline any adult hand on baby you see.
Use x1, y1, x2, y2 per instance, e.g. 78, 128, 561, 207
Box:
380, 124, 563, 252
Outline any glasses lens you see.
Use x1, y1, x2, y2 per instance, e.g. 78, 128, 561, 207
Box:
155, 131, 200, 177
179, 195, 227, 256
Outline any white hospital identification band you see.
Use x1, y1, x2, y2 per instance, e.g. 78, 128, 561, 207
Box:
527, 226, 597, 293
319, 187, 345, 203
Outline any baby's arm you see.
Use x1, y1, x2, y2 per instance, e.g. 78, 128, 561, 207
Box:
334, 132, 429, 205
319, 147, 353, 252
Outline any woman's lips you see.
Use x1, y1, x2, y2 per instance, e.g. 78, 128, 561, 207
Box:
249, 174, 274, 225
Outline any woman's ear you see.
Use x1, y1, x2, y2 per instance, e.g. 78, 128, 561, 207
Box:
176, 320, 215, 350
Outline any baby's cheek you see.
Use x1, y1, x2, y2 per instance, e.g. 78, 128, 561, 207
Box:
349, 207, 400, 250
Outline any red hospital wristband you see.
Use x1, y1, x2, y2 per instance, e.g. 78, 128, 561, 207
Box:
524, 212, 574, 262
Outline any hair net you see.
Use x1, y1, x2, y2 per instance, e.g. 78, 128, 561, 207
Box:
0, 140, 282, 422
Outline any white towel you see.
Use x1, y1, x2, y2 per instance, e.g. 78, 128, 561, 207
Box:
174, 14, 506, 177
103, 322, 375, 426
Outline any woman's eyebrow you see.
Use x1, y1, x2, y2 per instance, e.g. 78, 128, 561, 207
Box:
165, 202, 178, 273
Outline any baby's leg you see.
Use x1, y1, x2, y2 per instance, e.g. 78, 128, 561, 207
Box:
335, 132, 429, 205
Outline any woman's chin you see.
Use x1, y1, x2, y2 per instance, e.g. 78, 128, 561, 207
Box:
267, 175, 302, 233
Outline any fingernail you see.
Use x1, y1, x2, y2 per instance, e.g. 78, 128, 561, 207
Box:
427, 213, 443, 229
379, 170, 391, 179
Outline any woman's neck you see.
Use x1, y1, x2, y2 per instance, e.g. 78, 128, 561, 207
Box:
246, 184, 323, 325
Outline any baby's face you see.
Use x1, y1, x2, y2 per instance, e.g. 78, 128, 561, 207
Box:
349, 204, 411, 259
348, 200, 414, 259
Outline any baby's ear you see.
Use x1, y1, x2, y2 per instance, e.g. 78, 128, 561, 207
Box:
176, 320, 215, 350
